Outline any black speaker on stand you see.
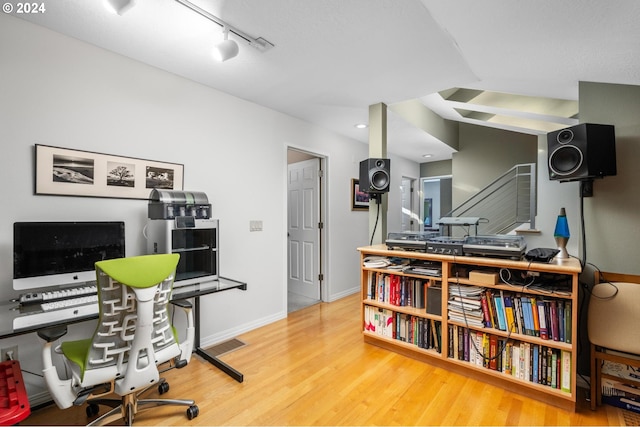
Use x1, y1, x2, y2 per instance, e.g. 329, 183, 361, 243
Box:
359, 158, 390, 203
547, 123, 616, 182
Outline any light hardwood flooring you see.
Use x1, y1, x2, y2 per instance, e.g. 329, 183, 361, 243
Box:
26, 293, 626, 426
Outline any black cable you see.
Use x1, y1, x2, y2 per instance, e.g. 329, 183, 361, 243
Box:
450, 257, 512, 364
579, 190, 587, 270
20, 369, 43, 378
369, 194, 381, 246
583, 262, 619, 300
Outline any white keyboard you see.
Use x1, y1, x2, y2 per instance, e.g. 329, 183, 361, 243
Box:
19, 284, 97, 305
13, 294, 99, 331
41, 294, 99, 311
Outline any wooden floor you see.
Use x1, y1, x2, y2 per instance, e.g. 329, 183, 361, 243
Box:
26, 293, 627, 426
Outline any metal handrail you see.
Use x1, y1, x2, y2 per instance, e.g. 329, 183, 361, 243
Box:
443, 163, 536, 236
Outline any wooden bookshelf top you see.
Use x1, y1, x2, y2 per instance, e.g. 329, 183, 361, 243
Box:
358, 244, 582, 275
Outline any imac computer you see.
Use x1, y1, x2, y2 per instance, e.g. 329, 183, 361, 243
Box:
13, 221, 125, 291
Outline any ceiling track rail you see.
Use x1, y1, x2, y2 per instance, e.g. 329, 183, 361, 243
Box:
174, 0, 274, 52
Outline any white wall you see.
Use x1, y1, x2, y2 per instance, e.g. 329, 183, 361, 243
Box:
524, 138, 581, 256
0, 14, 419, 399
386, 155, 421, 235
579, 81, 640, 276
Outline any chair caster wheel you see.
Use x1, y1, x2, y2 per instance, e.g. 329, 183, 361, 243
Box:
86, 403, 99, 417
158, 382, 170, 394
187, 404, 199, 420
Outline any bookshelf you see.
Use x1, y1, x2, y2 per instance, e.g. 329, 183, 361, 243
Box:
359, 244, 582, 410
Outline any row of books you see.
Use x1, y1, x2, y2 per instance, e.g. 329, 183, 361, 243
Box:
447, 324, 571, 392
601, 378, 640, 414
366, 271, 437, 309
482, 288, 572, 342
448, 283, 573, 343
364, 305, 442, 353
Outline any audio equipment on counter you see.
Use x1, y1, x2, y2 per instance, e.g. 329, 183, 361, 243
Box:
547, 123, 616, 182
462, 235, 527, 260
425, 236, 466, 256
359, 158, 391, 194
386, 231, 439, 251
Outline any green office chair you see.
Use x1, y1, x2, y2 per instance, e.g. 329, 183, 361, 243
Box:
38, 254, 199, 425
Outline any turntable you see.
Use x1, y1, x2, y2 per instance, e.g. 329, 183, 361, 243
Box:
462, 235, 527, 260
386, 231, 439, 251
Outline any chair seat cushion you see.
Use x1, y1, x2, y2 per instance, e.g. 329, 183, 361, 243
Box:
588, 281, 640, 354
61, 338, 92, 376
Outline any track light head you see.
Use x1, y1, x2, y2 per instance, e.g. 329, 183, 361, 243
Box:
105, 0, 135, 15
213, 28, 239, 62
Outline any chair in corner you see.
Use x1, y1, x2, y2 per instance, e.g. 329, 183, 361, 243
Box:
587, 271, 640, 411
38, 253, 199, 425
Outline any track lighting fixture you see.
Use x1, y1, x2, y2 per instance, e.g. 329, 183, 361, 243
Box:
104, 0, 135, 15
175, 0, 273, 63
213, 27, 239, 62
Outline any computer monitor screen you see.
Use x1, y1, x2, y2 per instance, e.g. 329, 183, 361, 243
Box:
13, 221, 125, 291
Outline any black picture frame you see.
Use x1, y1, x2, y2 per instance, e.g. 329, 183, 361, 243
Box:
35, 144, 184, 200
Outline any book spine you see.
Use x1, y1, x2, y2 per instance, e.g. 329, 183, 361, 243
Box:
489, 335, 498, 370
530, 296, 540, 337
364, 305, 371, 332
463, 328, 469, 361
537, 299, 548, 340
532, 344, 539, 384
486, 289, 497, 328
551, 349, 558, 389
564, 300, 572, 344
514, 296, 524, 334
503, 295, 516, 333
504, 341, 512, 375
522, 297, 533, 336
541, 345, 548, 385
550, 300, 559, 341
493, 294, 507, 331
561, 350, 571, 393
558, 299, 565, 342
480, 293, 492, 327
512, 344, 520, 378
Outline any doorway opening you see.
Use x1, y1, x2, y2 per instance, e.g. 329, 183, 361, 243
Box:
400, 177, 418, 232
420, 175, 452, 232
286, 148, 325, 313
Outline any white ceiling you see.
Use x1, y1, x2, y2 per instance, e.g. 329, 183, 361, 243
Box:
14, 0, 640, 162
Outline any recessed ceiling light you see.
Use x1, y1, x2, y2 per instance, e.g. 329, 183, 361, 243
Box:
354, 123, 368, 129
422, 154, 433, 158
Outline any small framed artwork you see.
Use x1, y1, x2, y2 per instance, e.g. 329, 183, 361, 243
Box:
34, 144, 184, 200
351, 178, 370, 211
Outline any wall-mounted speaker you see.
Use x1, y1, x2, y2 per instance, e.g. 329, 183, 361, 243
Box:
359, 158, 391, 193
547, 123, 616, 182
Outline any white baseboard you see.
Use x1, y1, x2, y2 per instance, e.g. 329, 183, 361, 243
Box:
326, 287, 359, 302
29, 390, 53, 408
199, 311, 286, 348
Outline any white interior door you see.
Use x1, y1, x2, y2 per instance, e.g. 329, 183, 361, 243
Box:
401, 177, 415, 231
287, 158, 320, 300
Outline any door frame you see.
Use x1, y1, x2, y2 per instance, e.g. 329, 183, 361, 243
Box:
420, 174, 453, 232
286, 145, 328, 303
400, 176, 418, 232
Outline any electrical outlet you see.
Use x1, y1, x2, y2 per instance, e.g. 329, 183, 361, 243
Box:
1, 345, 18, 361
